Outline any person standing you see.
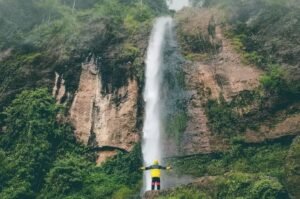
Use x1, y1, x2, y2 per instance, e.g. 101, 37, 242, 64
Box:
141, 160, 172, 190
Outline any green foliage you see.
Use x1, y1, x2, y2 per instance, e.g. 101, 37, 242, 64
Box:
0, 88, 76, 197
206, 98, 240, 135
157, 172, 288, 199
100, 41, 144, 93
260, 65, 287, 95
285, 136, 300, 198
39, 151, 141, 199
204, 87, 298, 137
216, 172, 288, 199
83, 0, 160, 93
0, 0, 161, 198
0, 0, 166, 109
119, 43, 140, 64
177, 30, 221, 56
224, 30, 267, 67
112, 187, 135, 199
244, 51, 265, 66
251, 177, 285, 199
158, 187, 210, 199
170, 137, 292, 180
3, 88, 56, 134
101, 144, 143, 187
59, 0, 100, 10
0, 179, 34, 199
166, 112, 188, 145
205, 91, 261, 136
0, 89, 143, 198
167, 138, 292, 198
0, 0, 60, 49
202, 0, 299, 9
260, 65, 300, 100
41, 154, 89, 197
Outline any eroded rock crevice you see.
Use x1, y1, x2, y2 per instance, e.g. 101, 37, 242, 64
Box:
52, 72, 68, 104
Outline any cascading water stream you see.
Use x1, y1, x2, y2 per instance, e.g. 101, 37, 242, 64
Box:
142, 17, 173, 191
142, 0, 190, 192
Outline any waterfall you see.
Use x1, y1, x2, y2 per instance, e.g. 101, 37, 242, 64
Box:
142, 16, 173, 191
142, 0, 191, 192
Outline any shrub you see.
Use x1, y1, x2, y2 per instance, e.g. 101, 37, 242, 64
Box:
260, 65, 286, 95
165, 112, 188, 145
205, 99, 239, 135
285, 136, 300, 198
250, 177, 286, 199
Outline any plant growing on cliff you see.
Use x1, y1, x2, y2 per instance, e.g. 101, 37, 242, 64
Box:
156, 172, 288, 199
285, 136, 300, 198
205, 98, 240, 135
0, 88, 75, 197
166, 112, 188, 146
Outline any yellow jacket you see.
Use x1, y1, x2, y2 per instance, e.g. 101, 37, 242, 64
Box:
143, 165, 170, 178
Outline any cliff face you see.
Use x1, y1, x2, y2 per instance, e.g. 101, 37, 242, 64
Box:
161, 4, 299, 198
0, 1, 170, 198
68, 59, 139, 163
245, 114, 300, 142
174, 8, 262, 155
173, 7, 300, 156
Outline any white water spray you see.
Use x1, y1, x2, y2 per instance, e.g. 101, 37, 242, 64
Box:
166, 0, 190, 11
142, 16, 173, 191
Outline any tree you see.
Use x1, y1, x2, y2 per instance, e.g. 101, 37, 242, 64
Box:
0, 88, 75, 196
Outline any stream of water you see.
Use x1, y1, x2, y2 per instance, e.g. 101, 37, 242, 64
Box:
142, 16, 173, 191
142, 0, 190, 192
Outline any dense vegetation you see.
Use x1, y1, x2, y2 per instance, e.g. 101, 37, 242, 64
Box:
0, 0, 167, 198
170, 137, 292, 179
158, 172, 288, 199
0, 0, 167, 111
0, 89, 143, 198
1, 0, 299, 198
166, 136, 298, 198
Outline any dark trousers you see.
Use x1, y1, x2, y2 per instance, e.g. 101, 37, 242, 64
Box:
151, 177, 161, 190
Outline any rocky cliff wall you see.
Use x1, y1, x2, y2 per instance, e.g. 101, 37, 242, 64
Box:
68, 59, 139, 163
175, 8, 300, 155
